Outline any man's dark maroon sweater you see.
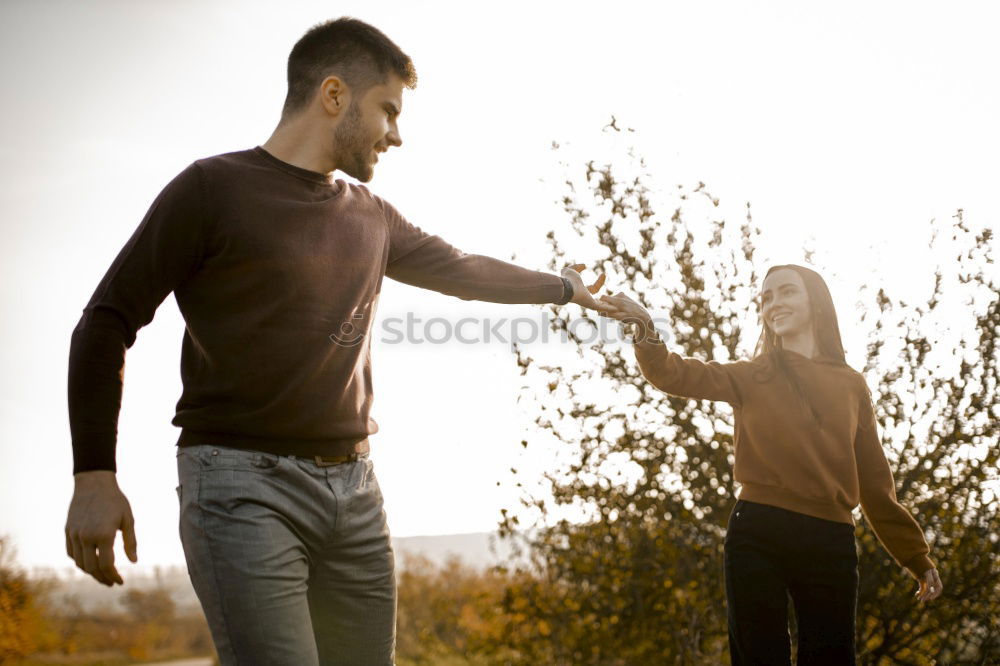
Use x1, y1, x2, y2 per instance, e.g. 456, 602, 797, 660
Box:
69, 146, 568, 474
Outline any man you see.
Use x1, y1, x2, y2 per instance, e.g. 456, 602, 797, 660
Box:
65, 17, 608, 665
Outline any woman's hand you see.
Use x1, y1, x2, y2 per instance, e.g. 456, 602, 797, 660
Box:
599, 292, 653, 324
599, 292, 660, 343
916, 568, 943, 602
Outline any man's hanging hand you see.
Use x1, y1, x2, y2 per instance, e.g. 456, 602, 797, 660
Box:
65, 471, 138, 586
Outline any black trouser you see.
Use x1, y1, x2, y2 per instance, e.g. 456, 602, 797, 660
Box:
724, 499, 859, 665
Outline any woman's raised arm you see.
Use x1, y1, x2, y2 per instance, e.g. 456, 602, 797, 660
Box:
601, 293, 745, 405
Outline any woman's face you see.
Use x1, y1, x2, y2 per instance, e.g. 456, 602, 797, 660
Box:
761, 268, 812, 340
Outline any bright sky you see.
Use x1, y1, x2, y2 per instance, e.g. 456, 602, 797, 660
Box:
1, 0, 997, 572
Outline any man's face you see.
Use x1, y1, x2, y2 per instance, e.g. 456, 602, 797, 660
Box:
332, 73, 404, 182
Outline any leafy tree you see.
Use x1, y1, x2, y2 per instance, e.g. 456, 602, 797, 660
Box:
119, 586, 176, 660
0, 540, 215, 664
853, 213, 999, 664
0, 536, 52, 661
396, 553, 516, 666
498, 123, 999, 664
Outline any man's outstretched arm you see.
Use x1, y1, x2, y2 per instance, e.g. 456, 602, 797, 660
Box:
379, 196, 609, 310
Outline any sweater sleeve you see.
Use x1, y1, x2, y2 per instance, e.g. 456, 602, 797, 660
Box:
632, 336, 745, 406
854, 382, 935, 579
68, 162, 211, 475
378, 196, 565, 305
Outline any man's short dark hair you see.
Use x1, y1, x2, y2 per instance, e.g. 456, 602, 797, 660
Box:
281, 17, 417, 120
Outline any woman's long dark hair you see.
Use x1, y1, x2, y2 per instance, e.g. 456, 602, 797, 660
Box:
752, 264, 847, 425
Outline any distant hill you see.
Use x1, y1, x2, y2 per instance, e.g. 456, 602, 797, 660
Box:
30, 531, 521, 613
393, 531, 517, 569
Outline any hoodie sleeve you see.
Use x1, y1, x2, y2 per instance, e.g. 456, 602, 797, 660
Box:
854, 380, 935, 579
632, 335, 745, 406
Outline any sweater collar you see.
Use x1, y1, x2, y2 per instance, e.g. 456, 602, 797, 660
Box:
251, 145, 338, 187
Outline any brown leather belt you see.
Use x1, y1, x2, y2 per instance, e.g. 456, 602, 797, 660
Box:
313, 439, 370, 467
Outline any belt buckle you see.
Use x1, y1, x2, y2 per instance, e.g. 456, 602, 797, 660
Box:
314, 453, 356, 467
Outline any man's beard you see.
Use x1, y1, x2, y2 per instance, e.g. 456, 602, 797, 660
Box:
333, 101, 373, 182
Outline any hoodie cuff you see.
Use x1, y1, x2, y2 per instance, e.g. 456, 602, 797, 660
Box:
903, 553, 935, 579
630, 320, 664, 347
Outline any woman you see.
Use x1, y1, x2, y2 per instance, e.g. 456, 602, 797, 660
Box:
599, 264, 943, 664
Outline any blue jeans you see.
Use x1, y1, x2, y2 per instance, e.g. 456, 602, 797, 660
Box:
176, 444, 396, 665
724, 499, 859, 665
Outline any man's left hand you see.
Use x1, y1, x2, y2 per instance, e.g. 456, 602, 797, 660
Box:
561, 263, 612, 312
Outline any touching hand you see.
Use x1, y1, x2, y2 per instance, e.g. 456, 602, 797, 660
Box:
561, 263, 612, 313
599, 292, 652, 324
65, 471, 138, 586
599, 292, 662, 343
916, 568, 943, 602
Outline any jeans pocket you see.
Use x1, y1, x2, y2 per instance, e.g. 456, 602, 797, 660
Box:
202, 446, 281, 472
252, 452, 281, 470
